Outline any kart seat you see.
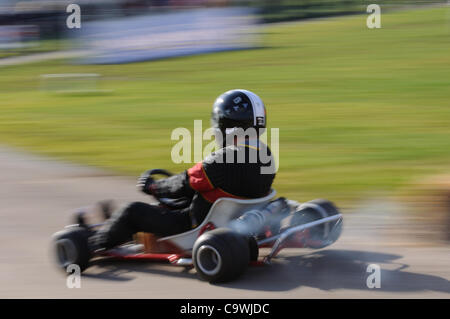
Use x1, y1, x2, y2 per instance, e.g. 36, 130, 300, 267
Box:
158, 189, 277, 252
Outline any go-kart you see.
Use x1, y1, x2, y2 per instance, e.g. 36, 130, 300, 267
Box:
52, 169, 343, 283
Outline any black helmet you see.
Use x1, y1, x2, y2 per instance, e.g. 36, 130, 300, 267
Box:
211, 89, 266, 137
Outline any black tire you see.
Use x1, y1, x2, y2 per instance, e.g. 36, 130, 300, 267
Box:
289, 199, 343, 249
248, 236, 259, 262
52, 226, 92, 273
193, 228, 250, 283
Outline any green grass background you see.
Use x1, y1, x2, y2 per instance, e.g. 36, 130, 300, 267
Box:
0, 7, 449, 203
0, 39, 63, 59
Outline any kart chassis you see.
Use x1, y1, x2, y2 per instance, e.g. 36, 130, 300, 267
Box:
92, 190, 342, 266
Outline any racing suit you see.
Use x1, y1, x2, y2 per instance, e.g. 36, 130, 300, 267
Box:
91, 139, 276, 250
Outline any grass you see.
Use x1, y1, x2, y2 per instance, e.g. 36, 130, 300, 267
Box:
0, 39, 63, 59
0, 6, 449, 204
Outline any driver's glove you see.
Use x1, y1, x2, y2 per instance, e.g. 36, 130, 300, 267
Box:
137, 172, 155, 195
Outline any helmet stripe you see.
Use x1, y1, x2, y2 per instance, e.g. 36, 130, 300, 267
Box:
239, 89, 265, 126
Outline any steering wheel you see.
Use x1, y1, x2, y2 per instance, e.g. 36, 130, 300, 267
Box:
145, 169, 192, 210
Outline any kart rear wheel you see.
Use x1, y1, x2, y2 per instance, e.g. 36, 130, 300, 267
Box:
52, 226, 91, 272
193, 228, 250, 283
248, 236, 259, 262
289, 199, 343, 249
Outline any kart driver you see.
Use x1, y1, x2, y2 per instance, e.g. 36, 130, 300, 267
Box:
89, 89, 276, 251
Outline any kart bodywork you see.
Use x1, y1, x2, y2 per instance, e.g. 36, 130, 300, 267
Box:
99, 190, 342, 267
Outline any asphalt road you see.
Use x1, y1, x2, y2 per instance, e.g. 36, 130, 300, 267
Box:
0, 146, 449, 298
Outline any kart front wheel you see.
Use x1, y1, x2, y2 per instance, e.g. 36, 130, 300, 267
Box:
52, 226, 91, 272
193, 228, 250, 283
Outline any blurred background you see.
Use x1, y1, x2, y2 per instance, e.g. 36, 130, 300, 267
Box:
0, 0, 449, 243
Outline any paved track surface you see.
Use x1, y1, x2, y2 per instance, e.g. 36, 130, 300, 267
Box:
0, 146, 449, 298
